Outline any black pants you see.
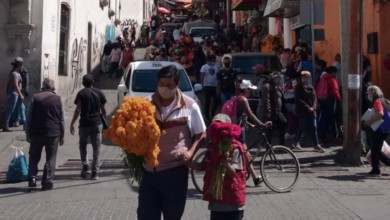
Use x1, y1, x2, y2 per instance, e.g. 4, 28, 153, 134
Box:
267, 117, 287, 146
137, 166, 189, 220
204, 86, 218, 120
367, 128, 389, 170
28, 136, 59, 186
210, 210, 244, 220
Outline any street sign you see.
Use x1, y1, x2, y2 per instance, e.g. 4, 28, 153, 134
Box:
299, 0, 324, 25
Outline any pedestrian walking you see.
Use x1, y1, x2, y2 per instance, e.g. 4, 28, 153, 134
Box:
1, 57, 25, 132
363, 85, 390, 176
119, 43, 134, 70
70, 74, 107, 180
26, 78, 65, 190
262, 72, 287, 146
217, 56, 237, 105
137, 65, 206, 220
201, 54, 220, 122
292, 71, 324, 152
109, 42, 122, 78
203, 114, 246, 220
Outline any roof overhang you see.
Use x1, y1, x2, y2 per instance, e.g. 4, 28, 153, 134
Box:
263, 0, 300, 18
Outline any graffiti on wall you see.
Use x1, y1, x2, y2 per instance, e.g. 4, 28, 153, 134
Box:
70, 38, 88, 94
43, 53, 50, 78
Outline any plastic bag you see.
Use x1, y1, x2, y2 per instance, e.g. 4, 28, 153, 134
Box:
6, 147, 28, 183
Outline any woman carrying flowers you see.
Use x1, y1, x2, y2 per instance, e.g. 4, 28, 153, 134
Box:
138, 65, 206, 220
201, 114, 246, 220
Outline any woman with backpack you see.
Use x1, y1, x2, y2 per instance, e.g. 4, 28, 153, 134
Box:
316, 66, 341, 143
363, 85, 390, 176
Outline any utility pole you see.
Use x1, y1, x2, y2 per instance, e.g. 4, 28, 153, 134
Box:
226, 0, 232, 28
340, 0, 362, 165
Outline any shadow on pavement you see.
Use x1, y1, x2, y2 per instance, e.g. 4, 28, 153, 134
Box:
317, 173, 390, 182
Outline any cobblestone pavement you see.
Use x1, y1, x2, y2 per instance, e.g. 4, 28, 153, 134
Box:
1, 49, 390, 220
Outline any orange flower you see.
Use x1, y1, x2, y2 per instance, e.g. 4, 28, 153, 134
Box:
103, 97, 162, 167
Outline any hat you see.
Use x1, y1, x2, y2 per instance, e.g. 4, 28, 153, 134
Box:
11, 57, 23, 66
240, 79, 257, 90
212, 114, 231, 123
301, 71, 311, 76
252, 64, 264, 73
82, 74, 94, 85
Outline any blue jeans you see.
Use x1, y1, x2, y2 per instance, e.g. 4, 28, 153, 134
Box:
294, 114, 319, 146
220, 92, 233, 106
137, 166, 189, 220
3, 93, 20, 128
79, 125, 102, 172
10, 97, 26, 126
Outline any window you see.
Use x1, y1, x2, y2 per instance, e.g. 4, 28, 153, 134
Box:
58, 4, 70, 76
131, 69, 192, 92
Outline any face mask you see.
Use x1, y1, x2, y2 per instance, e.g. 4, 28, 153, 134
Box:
158, 86, 176, 99
224, 62, 231, 67
302, 77, 311, 85
367, 94, 373, 102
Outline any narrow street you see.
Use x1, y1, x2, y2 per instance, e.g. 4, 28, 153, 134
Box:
0, 48, 389, 220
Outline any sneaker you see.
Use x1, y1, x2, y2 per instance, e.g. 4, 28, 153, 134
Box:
80, 164, 90, 178
291, 143, 303, 151
284, 133, 296, 140
253, 176, 263, 187
91, 172, 99, 180
368, 169, 381, 177
28, 177, 37, 188
314, 145, 325, 153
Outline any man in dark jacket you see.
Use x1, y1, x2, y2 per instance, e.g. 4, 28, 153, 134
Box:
70, 74, 107, 180
26, 78, 65, 190
262, 72, 287, 146
292, 71, 324, 152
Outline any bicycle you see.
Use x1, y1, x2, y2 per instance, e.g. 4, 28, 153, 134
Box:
191, 118, 300, 194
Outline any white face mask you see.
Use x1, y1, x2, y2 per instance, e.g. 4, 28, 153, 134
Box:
368, 93, 373, 102
158, 86, 176, 99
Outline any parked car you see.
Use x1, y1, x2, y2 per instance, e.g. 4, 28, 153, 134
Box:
189, 27, 215, 43
117, 61, 202, 107
222, 52, 283, 111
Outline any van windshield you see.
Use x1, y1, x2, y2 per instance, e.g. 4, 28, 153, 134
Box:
131, 69, 192, 92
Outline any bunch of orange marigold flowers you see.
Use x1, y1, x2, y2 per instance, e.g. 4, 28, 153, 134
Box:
103, 97, 163, 182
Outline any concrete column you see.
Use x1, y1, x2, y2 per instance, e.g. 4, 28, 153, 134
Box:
268, 17, 276, 35
283, 18, 292, 49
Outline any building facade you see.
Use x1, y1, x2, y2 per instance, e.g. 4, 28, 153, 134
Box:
0, 0, 154, 113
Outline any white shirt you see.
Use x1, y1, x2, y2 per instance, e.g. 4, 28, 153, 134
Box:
201, 63, 219, 87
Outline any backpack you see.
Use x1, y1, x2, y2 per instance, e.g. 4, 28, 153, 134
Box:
379, 98, 390, 133
316, 75, 329, 100
221, 96, 244, 124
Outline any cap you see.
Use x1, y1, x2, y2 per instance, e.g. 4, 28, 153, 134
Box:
212, 114, 231, 123
11, 57, 23, 66
82, 74, 94, 85
301, 71, 311, 76
240, 79, 257, 90
252, 64, 264, 73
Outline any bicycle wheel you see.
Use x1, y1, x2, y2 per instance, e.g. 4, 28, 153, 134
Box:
260, 145, 300, 193
190, 150, 206, 194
